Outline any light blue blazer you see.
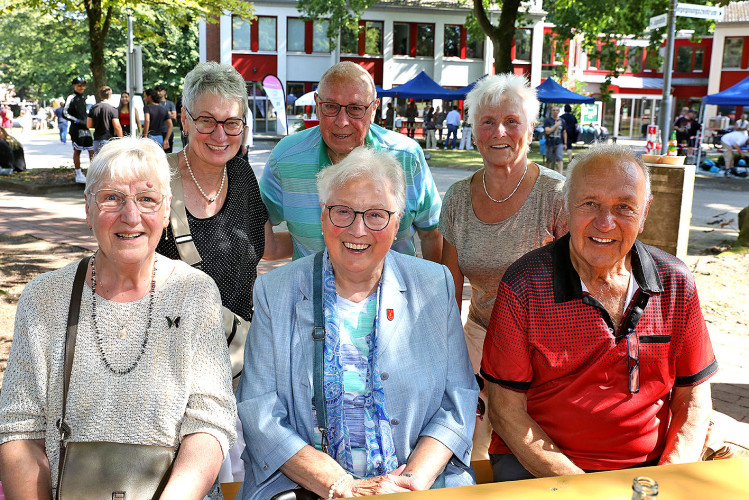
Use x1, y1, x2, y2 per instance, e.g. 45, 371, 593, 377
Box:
236, 251, 478, 499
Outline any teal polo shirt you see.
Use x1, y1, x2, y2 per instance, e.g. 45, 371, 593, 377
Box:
260, 123, 441, 259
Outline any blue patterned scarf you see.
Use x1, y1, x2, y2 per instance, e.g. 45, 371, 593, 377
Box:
321, 250, 399, 477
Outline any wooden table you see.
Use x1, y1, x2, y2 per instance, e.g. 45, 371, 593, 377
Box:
381, 458, 749, 499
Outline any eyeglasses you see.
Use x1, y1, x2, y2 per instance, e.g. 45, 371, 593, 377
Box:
326, 205, 395, 231
626, 329, 640, 394
93, 189, 165, 213
316, 97, 375, 119
184, 108, 245, 136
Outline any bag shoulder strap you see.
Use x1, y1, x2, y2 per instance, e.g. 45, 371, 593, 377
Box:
57, 257, 90, 495
167, 152, 202, 269
312, 251, 328, 452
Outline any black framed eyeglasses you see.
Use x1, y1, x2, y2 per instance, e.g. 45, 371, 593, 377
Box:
326, 205, 395, 231
93, 189, 165, 213
316, 96, 375, 119
184, 108, 245, 136
626, 329, 640, 394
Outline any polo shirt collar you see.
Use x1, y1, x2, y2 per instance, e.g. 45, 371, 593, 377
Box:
552, 234, 664, 303
318, 127, 381, 166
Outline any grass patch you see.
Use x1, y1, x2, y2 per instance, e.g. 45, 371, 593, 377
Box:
423, 142, 552, 170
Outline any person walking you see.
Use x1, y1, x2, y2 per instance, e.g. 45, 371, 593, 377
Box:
458, 114, 473, 150
63, 76, 94, 184
444, 106, 461, 150
424, 110, 437, 149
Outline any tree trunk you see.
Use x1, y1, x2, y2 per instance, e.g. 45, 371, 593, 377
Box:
493, 0, 521, 74
474, 0, 522, 75
83, 0, 113, 101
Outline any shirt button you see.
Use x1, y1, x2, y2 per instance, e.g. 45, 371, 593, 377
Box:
391, 418, 399, 425
608, 328, 614, 334
381, 372, 389, 380
263, 465, 268, 471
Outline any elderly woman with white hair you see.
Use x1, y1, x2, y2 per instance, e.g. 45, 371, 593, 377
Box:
439, 74, 568, 461
237, 146, 478, 499
0, 137, 237, 499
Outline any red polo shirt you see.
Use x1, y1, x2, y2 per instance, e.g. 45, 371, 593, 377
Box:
481, 235, 717, 471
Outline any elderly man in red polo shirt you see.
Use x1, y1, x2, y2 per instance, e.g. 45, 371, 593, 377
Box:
481, 143, 717, 482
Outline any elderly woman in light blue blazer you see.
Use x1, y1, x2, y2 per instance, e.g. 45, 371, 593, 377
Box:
236, 146, 478, 499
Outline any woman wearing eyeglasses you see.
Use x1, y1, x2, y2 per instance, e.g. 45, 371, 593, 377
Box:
156, 61, 292, 488
236, 146, 478, 499
0, 137, 237, 499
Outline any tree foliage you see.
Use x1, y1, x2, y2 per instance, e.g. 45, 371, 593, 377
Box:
548, 0, 731, 82
0, 5, 200, 101
0, 0, 254, 98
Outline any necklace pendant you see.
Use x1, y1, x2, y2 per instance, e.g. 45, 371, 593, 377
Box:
118, 328, 128, 339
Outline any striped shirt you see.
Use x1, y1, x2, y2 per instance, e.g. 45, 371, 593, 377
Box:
260, 124, 441, 259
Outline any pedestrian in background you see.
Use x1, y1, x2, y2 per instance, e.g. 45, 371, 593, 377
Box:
405, 101, 418, 138
87, 86, 123, 154
53, 103, 69, 144
444, 105, 461, 150
142, 88, 171, 150
560, 104, 578, 162
63, 76, 94, 184
543, 105, 566, 173
434, 106, 445, 144
118, 91, 141, 137
155, 84, 177, 153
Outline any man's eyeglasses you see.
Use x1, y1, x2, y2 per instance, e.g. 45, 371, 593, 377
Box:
326, 205, 395, 231
626, 329, 640, 394
316, 97, 375, 119
184, 108, 245, 136
93, 189, 165, 213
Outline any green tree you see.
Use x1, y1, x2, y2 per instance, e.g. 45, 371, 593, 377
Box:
547, 0, 731, 81
0, 0, 254, 96
0, 6, 200, 101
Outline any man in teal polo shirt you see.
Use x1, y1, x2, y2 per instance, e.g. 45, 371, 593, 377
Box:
260, 62, 443, 261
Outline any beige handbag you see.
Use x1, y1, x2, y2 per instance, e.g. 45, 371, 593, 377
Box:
166, 153, 249, 390
56, 258, 174, 500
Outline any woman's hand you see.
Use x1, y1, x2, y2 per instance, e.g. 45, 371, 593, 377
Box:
336, 465, 418, 497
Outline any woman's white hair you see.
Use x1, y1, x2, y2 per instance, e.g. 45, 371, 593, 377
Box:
316, 146, 406, 214
84, 137, 172, 198
182, 61, 249, 121
563, 143, 652, 212
464, 73, 539, 130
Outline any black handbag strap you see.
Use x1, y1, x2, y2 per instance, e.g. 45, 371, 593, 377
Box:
56, 257, 90, 496
312, 251, 328, 452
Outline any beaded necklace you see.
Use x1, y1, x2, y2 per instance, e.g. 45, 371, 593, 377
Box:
183, 146, 226, 203
90, 251, 156, 375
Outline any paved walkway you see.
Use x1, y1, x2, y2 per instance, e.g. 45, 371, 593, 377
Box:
1, 132, 748, 424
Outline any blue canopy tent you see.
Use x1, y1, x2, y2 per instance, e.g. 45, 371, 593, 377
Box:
376, 71, 456, 129
449, 75, 487, 100
535, 78, 595, 104
696, 76, 749, 164
376, 71, 456, 99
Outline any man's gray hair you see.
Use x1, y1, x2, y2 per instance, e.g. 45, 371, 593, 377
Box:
563, 143, 651, 212
318, 62, 377, 101
182, 61, 249, 121
85, 137, 172, 199
464, 74, 539, 130
316, 146, 406, 214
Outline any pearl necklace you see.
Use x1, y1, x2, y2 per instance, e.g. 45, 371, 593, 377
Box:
183, 146, 226, 203
482, 163, 528, 203
90, 251, 156, 376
